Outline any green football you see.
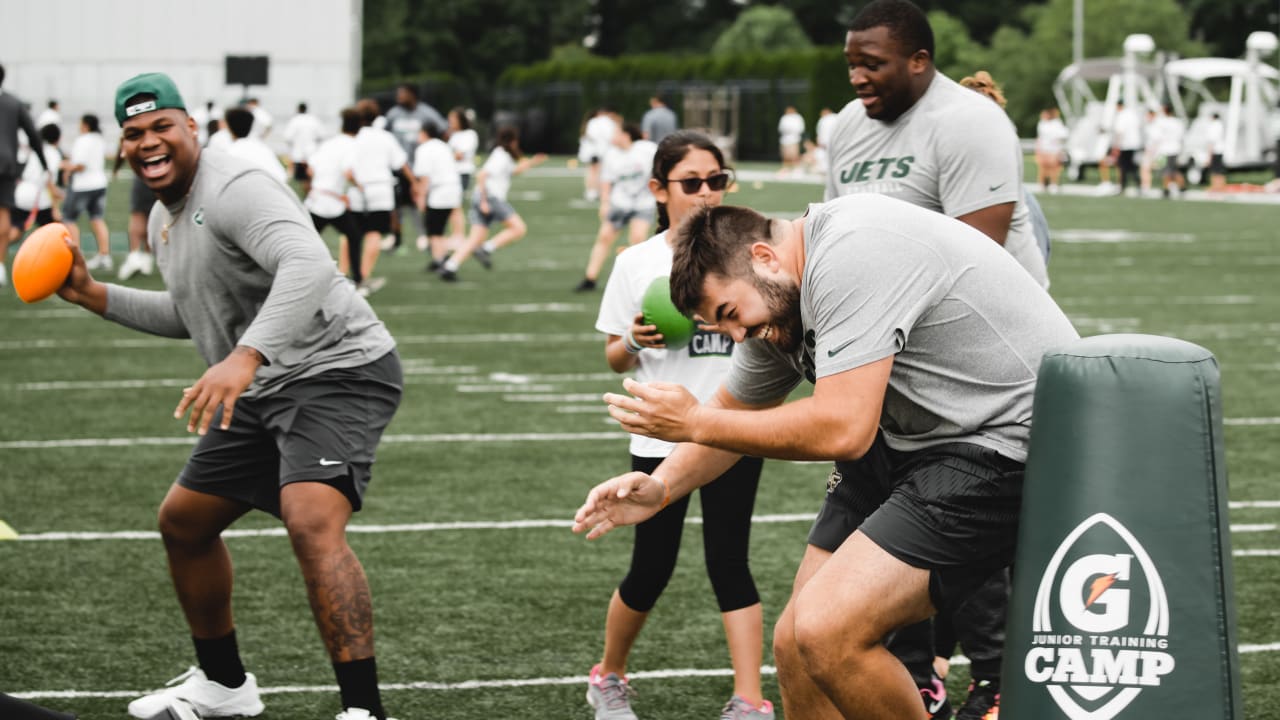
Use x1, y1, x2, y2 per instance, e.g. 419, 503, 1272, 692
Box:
642, 275, 697, 349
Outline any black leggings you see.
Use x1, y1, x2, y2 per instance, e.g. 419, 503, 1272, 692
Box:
617, 454, 764, 613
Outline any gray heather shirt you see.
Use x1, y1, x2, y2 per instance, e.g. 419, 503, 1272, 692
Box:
104, 149, 396, 397
725, 195, 1078, 462
824, 72, 1048, 287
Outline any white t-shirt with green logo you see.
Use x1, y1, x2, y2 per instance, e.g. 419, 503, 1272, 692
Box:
824, 72, 1047, 287
726, 195, 1077, 462
596, 232, 735, 458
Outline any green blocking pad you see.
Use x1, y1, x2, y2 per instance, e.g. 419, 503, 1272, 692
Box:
1001, 335, 1241, 720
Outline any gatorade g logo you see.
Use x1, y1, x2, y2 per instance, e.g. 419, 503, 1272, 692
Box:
1024, 513, 1174, 720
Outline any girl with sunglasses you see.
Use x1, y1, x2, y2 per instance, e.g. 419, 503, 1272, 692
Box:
587, 131, 773, 720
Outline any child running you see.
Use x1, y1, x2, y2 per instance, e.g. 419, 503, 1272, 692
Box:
436, 125, 545, 282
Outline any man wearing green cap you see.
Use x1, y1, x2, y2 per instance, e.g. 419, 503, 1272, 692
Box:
56, 72, 403, 720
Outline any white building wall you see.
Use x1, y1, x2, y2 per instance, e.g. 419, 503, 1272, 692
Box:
1, 0, 362, 149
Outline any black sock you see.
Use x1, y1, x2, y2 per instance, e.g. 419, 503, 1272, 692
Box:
193, 630, 247, 688
334, 657, 385, 719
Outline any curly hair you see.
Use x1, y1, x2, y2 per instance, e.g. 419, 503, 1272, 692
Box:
959, 70, 1007, 109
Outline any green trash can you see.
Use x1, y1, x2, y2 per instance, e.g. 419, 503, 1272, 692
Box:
1000, 334, 1241, 719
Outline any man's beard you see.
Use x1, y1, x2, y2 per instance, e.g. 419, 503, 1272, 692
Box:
752, 274, 804, 353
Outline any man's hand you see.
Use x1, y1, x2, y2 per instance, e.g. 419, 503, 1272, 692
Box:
55, 240, 107, 314
572, 471, 667, 539
603, 377, 702, 442
174, 346, 263, 434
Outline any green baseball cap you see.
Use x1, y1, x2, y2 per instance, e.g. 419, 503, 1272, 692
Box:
114, 72, 187, 125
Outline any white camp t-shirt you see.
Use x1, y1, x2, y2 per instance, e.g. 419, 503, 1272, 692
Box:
778, 112, 805, 146
1156, 115, 1185, 156
1205, 118, 1225, 153
596, 232, 736, 457
228, 138, 288, 186
350, 126, 407, 211
1037, 117, 1069, 155
727, 194, 1078, 462
249, 105, 273, 139
824, 72, 1047, 288
603, 139, 657, 212
304, 133, 355, 219
477, 147, 516, 201
1113, 108, 1143, 151
14, 145, 62, 210
68, 133, 108, 192
413, 137, 462, 209
283, 112, 325, 163
449, 128, 479, 177
586, 114, 618, 160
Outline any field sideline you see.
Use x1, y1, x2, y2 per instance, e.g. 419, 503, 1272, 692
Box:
1, 163, 1278, 719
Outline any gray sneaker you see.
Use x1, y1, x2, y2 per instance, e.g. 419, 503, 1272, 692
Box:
472, 245, 493, 269
586, 664, 638, 720
720, 695, 775, 720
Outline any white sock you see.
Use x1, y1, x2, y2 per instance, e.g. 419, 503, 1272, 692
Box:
443, 258, 460, 272
481, 240, 498, 253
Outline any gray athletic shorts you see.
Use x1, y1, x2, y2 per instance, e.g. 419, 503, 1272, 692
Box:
469, 195, 515, 227
176, 350, 403, 518
607, 205, 655, 230
63, 188, 107, 221
807, 431, 1024, 615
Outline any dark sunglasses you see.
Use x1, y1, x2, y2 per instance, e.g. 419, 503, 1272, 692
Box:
666, 171, 734, 194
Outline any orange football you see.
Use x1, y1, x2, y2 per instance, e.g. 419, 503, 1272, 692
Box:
12, 222, 74, 303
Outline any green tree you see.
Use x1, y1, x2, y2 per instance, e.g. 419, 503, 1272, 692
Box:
978, 0, 1207, 132
927, 10, 987, 84
711, 5, 814, 55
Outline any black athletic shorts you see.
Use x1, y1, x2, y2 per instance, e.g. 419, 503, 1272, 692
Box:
807, 431, 1024, 615
359, 210, 392, 236
311, 211, 359, 240
130, 175, 154, 214
394, 168, 413, 206
423, 207, 452, 236
14, 206, 55, 228
0, 175, 16, 209
1209, 153, 1226, 175
293, 161, 310, 183
176, 350, 403, 518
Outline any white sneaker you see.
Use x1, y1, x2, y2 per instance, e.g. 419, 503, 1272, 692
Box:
118, 251, 145, 280
336, 709, 399, 720
127, 666, 265, 719
0, 262, 7, 287
140, 251, 155, 275
87, 253, 114, 271
379, 234, 396, 252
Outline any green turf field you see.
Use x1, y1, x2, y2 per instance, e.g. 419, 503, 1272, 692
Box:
1, 164, 1278, 719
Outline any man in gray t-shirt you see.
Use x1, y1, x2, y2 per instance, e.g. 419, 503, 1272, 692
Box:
825, 0, 1046, 289
641, 96, 678, 144
56, 72, 401, 720
573, 195, 1077, 720
382, 84, 446, 250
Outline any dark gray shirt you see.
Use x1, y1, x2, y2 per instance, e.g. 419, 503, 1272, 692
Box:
0, 90, 46, 177
641, 105, 678, 144
104, 149, 395, 397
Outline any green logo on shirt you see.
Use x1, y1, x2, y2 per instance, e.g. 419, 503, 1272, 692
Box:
839, 156, 915, 184
192, 208, 205, 226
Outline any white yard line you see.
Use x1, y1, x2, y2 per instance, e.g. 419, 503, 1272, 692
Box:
9, 514, 1271, 544
16, 643, 1280, 701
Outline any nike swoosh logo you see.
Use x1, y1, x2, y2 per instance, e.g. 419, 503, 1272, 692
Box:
989, 182, 1007, 191
925, 693, 947, 714
318, 458, 344, 466
827, 338, 859, 357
